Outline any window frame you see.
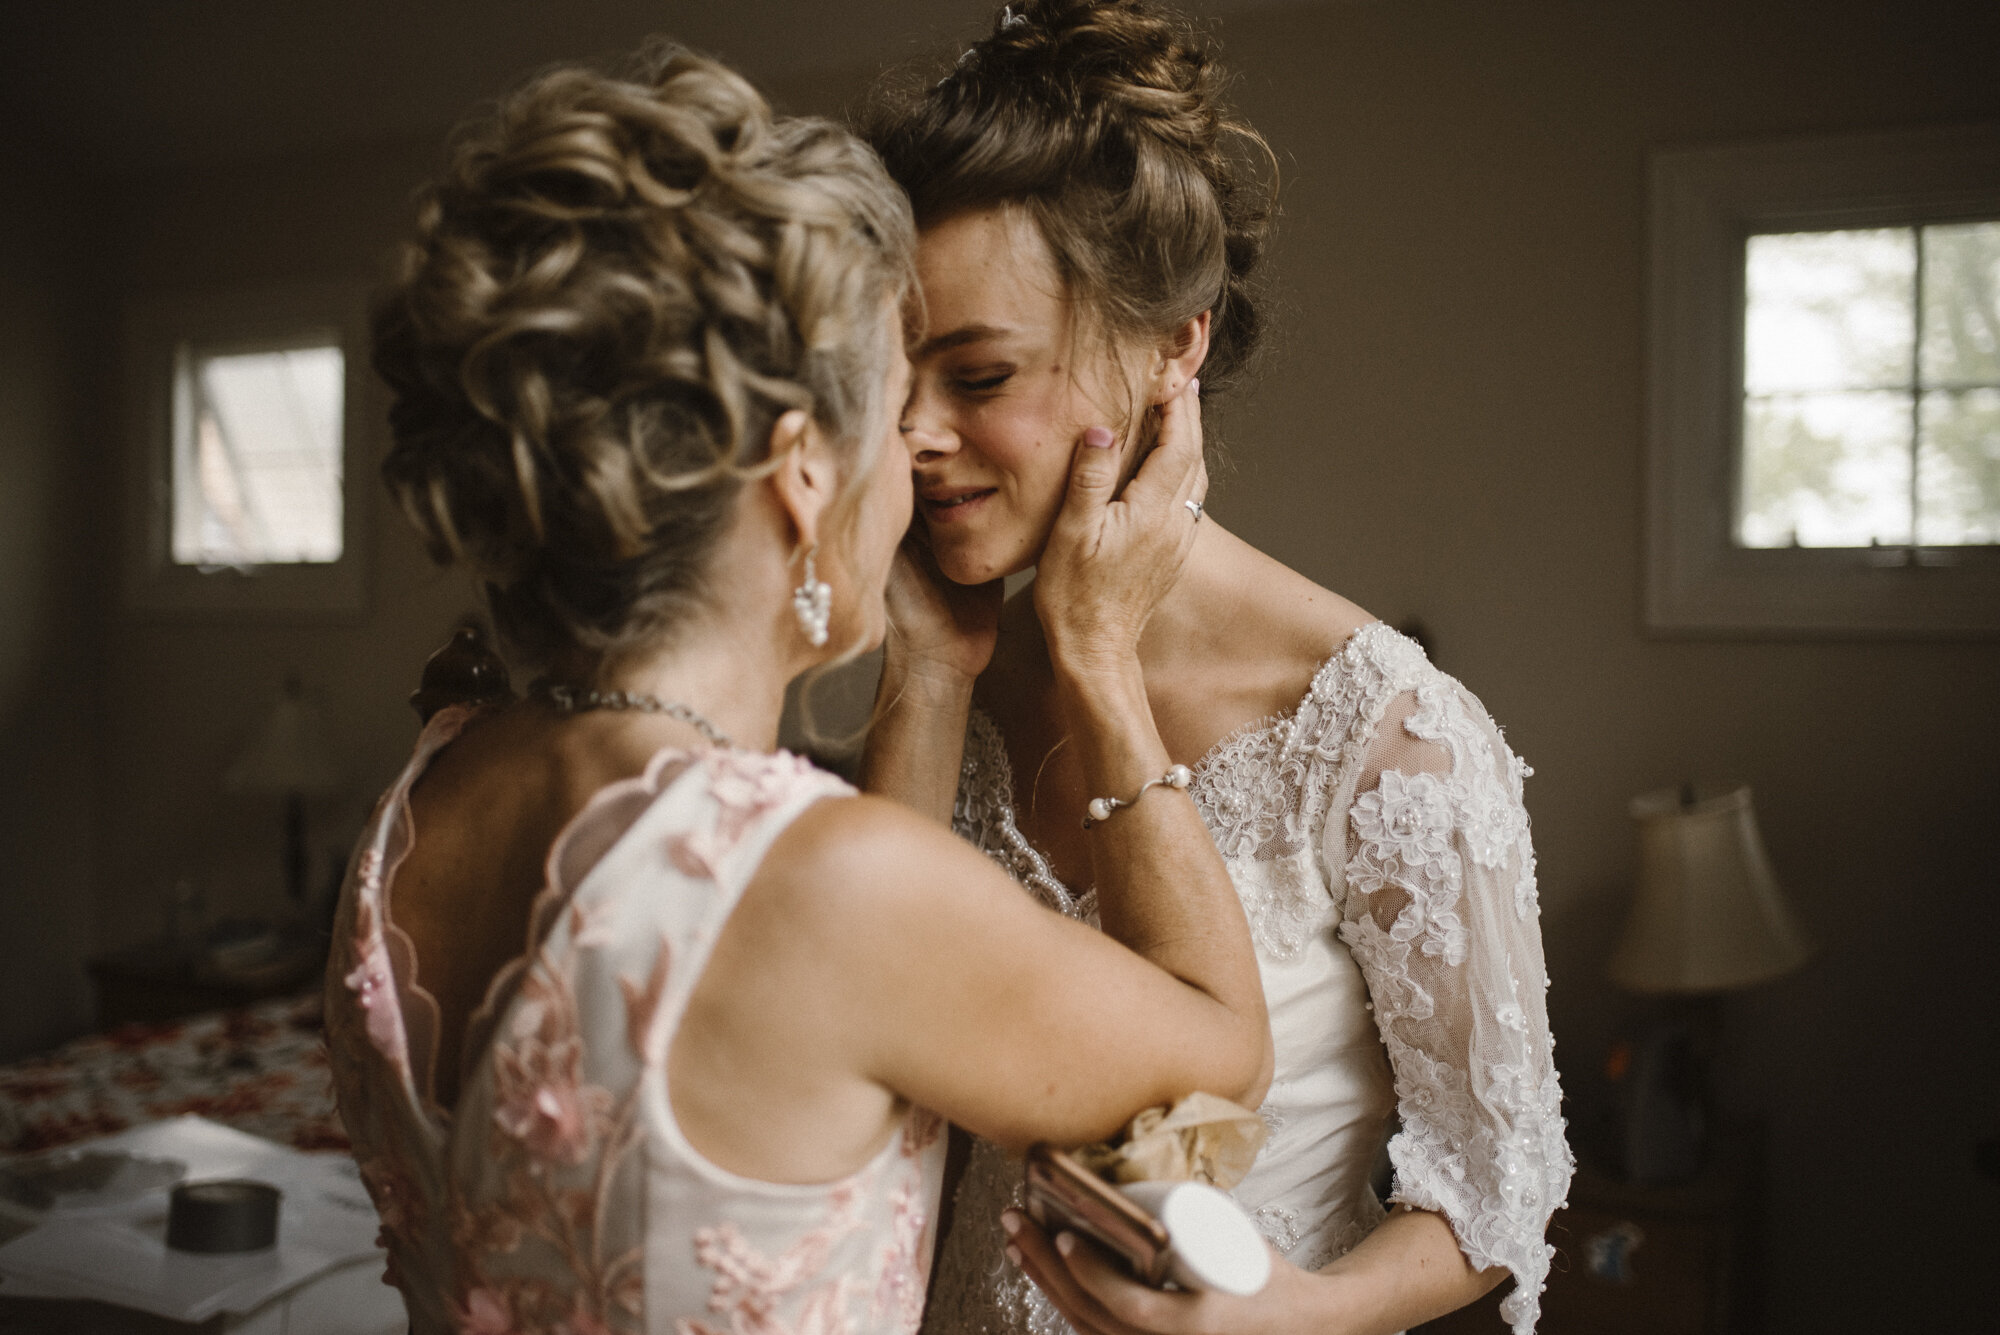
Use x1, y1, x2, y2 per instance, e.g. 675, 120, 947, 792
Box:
123, 281, 373, 616
1644, 123, 2000, 637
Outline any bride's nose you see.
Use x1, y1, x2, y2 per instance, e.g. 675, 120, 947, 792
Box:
898, 389, 957, 463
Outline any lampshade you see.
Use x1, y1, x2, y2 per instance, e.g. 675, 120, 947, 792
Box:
1607, 784, 1814, 993
223, 678, 343, 796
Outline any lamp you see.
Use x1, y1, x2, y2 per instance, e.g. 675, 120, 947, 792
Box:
1609, 784, 1814, 992
224, 676, 342, 906
1606, 784, 1813, 1182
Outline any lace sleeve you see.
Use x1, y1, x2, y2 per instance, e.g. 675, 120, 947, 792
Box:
1331, 676, 1572, 1335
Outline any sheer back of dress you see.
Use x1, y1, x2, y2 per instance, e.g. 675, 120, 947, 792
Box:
326, 714, 947, 1335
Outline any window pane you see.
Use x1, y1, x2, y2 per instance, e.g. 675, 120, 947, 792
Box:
1917, 388, 2000, 544
1922, 221, 2000, 388
172, 344, 344, 565
1745, 229, 1914, 393
1739, 391, 1912, 547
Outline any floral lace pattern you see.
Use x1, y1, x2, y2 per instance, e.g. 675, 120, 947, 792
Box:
1336, 672, 1570, 1335
327, 727, 946, 1335
679, 1185, 863, 1335
937, 624, 1570, 1335
1350, 771, 1470, 968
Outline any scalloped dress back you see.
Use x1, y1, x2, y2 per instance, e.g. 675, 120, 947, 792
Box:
326, 707, 947, 1335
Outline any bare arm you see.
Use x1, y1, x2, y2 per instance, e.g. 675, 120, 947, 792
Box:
1027, 387, 1260, 1048
784, 788, 1268, 1150
794, 385, 1269, 1144
857, 536, 995, 826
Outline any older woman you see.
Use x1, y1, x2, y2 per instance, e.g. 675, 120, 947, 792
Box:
863, 3, 1572, 1334
324, 43, 1270, 1335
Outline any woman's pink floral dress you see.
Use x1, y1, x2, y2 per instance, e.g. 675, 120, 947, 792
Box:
325, 707, 946, 1335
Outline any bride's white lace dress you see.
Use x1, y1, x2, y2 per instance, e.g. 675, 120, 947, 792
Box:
921, 623, 1572, 1335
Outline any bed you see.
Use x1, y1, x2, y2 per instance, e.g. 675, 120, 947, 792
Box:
0, 990, 398, 1335
0, 989, 346, 1159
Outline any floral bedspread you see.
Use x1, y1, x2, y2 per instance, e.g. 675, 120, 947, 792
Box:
0, 991, 347, 1155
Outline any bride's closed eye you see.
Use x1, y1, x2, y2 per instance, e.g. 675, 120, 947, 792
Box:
952, 367, 1015, 394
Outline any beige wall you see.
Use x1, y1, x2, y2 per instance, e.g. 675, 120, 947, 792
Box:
90, 139, 483, 947
4, 0, 1995, 1329
1206, 2, 2000, 1329
0, 134, 107, 1057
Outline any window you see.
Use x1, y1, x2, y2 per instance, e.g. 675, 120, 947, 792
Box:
125, 284, 370, 614
173, 340, 346, 567
1741, 223, 1999, 550
1645, 124, 2000, 635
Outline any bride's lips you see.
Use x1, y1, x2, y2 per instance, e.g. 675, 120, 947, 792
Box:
918, 486, 996, 524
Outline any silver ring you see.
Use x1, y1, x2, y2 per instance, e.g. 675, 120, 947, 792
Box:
1186, 499, 1204, 522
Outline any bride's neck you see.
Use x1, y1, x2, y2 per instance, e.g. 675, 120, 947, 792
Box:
1011, 520, 1253, 687
1135, 518, 1258, 675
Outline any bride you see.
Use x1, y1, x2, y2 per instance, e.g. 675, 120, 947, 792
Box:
862, 3, 1572, 1333
324, 42, 1271, 1335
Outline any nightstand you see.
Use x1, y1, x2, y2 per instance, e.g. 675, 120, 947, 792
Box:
1416, 1131, 1758, 1335
85, 935, 328, 1028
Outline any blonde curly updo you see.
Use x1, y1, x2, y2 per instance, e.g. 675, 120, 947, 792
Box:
376, 45, 915, 669
865, 0, 1272, 392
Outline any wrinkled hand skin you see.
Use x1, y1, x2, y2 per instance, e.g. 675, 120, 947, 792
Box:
1033, 381, 1207, 676
1003, 1207, 1315, 1335
883, 522, 1002, 686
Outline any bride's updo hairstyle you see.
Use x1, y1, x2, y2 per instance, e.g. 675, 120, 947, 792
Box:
375, 46, 914, 669
866, 0, 1271, 396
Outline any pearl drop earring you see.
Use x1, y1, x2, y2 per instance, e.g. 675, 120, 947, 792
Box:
792, 545, 832, 647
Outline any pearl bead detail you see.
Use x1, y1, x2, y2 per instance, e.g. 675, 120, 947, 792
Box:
1081, 763, 1196, 829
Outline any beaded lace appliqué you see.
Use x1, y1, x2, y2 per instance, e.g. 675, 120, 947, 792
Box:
955, 712, 1096, 922
943, 625, 1570, 1335
953, 626, 1421, 960
1338, 672, 1569, 1335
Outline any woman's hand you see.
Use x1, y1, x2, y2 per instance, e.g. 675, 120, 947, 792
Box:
883, 523, 1002, 687
1006, 1202, 1506, 1335
1034, 379, 1207, 676
863, 526, 999, 825
1003, 1208, 1330, 1335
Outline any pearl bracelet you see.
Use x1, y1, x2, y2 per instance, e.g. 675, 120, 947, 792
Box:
1082, 764, 1194, 829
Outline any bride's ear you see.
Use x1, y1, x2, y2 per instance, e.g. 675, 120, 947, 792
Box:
1147, 311, 1212, 407
766, 409, 838, 553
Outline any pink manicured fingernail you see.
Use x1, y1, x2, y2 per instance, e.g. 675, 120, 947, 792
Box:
1084, 426, 1115, 449
1006, 1244, 1022, 1267
1001, 1210, 1021, 1236
1056, 1232, 1076, 1257
1190, 378, 1201, 396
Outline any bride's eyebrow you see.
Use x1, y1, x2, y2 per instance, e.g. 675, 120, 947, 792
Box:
913, 323, 1015, 358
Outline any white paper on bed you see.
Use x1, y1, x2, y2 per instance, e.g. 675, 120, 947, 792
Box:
0, 1114, 382, 1323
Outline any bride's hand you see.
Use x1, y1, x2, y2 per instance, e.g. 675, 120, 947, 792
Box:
1033, 379, 1207, 674
883, 524, 1003, 686
1004, 1208, 1326, 1335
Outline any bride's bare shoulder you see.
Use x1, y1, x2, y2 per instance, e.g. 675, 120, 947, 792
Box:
1205, 531, 1376, 670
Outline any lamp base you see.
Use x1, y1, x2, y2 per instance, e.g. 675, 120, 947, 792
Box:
1618, 998, 1718, 1185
